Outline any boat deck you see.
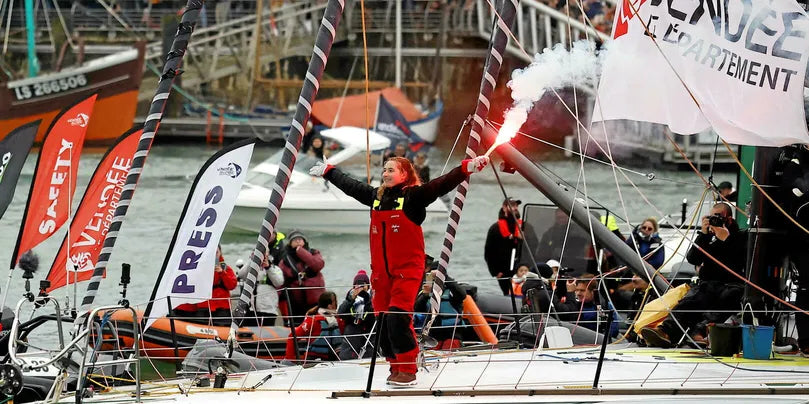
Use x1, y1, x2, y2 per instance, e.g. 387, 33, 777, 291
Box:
73, 345, 809, 403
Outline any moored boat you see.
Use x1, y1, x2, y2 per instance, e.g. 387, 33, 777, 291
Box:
0, 43, 145, 144
100, 309, 290, 360
227, 126, 448, 235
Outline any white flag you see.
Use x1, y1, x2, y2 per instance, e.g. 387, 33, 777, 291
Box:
143, 139, 256, 330
594, 0, 809, 146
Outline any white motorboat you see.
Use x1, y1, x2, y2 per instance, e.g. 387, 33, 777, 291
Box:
226, 126, 449, 235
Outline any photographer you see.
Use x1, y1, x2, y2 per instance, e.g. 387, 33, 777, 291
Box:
337, 270, 375, 360
279, 230, 326, 326
641, 203, 746, 348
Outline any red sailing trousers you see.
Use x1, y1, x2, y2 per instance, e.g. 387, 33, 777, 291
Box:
369, 208, 425, 375
371, 266, 421, 374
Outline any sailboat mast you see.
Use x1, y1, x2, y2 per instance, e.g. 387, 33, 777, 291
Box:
231, 0, 346, 336
77, 0, 204, 314
23, 0, 39, 76
743, 147, 785, 324
434, 0, 517, 280
421, 0, 518, 340
480, 126, 669, 293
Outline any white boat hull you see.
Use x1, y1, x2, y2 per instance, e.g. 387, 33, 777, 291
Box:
75, 346, 809, 403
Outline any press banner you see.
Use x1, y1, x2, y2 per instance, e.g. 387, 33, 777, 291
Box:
0, 121, 39, 221
45, 127, 142, 292
594, 0, 809, 146
11, 95, 96, 268
143, 139, 256, 330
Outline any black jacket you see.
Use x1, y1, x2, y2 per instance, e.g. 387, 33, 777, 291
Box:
484, 216, 537, 277
324, 166, 467, 225
686, 222, 746, 284
484, 221, 521, 278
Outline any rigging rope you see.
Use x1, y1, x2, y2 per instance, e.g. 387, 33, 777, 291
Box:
621, 0, 809, 234
469, 4, 809, 326
359, 0, 371, 184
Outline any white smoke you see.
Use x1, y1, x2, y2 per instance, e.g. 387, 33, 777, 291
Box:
501, 40, 602, 139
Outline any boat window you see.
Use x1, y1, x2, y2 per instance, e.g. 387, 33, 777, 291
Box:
521, 204, 605, 276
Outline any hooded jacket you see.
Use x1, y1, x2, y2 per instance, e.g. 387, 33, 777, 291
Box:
279, 232, 326, 314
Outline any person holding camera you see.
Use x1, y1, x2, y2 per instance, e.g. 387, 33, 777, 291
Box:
204, 245, 238, 326
239, 249, 284, 327
337, 270, 376, 360
641, 203, 746, 348
279, 230, 326, 326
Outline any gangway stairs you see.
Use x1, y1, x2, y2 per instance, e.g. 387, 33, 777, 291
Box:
138, 1, 338, 101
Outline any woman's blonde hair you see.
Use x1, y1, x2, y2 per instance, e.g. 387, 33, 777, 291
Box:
376, 157, 422, 199
642, 217, 658, 233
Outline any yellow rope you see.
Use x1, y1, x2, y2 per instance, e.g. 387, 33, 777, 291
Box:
613, 187, 711, 343
359, 0, 371, 184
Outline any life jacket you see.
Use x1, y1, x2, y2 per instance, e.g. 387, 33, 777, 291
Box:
497, 218, 522, 239
414, 290, 462, 329
512, 280, 524, 297
308, 318, 342, 359
370, 196, 424, 278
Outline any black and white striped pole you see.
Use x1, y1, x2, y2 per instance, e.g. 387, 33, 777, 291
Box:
421, 0, 519, 341
229, 0, 345, 344
78, 0, 203, 315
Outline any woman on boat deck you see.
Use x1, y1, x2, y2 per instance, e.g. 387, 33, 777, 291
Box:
310, 155, 489, 386
285, 291, 345, 362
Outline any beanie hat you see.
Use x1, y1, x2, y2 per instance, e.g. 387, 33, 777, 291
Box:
287, 229, 307, 244
353, 269, 370, 286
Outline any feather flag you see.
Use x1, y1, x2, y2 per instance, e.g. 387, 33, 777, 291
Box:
143, 139, 256, 330
11, 94, 96, 269
45, 126, 142, 292
0, 121, 39, 220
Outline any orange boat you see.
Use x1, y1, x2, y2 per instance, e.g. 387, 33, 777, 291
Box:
99, 309, 291, 360
0, 43, 145, 144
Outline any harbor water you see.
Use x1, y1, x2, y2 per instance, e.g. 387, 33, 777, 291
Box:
0, 143, 712, 313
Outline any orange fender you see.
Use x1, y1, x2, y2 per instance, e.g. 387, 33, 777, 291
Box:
461, 295, 498, 344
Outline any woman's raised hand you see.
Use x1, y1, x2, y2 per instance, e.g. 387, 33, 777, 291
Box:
462, 155, 490, 174
309, 161, 332, 177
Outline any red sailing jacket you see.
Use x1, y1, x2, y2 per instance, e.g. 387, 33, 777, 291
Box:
285, 312, 346, 360
175, 265, 237, 313
205, 265, 238, 311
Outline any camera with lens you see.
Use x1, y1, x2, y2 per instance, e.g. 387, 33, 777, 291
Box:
708, 214, 726, 227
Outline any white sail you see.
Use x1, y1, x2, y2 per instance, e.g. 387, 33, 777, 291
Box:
594, 0, 809, 146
